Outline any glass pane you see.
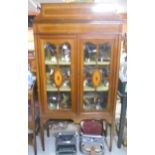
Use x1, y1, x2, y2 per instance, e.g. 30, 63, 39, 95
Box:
44, 43, 57, 63
44, 41, 72, 111
47, 92, 71, 110
82, 41, 111, 111
98, 43, 111, 62
46, 65, 71, 91
83, 65, 109, 91
84, 42, 97, 63
59, 42, 71, 64
61, 66, 71, 89
97, 66, 110, 91
83, 92, 108, 111
46, 65, 57, 88
83, 66, 96, 89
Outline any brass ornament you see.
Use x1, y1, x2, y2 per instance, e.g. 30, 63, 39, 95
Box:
54, 68, 63, 88
92, 69, 102, 88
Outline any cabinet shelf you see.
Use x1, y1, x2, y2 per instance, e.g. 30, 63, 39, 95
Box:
48, 106, 71, 111
83, 109, 106, 112
46, 85, 71, 92
84, 61, 110, 66
84, 83, 109, 92
45, 60, 71, 66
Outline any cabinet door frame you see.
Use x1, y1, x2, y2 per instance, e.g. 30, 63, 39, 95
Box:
38, 35, 77, 114
78, 34, 118, 113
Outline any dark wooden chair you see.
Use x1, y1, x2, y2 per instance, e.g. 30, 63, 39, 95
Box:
28, 81, 40, 155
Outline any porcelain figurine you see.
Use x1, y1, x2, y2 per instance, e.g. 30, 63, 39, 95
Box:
44, 42, 57, 61
51, 56, 57, 63
96, 97, 102, 110
60, 93, 69, 109
60, 43, 70, 62
100, 68, 108, 86
48, 95, 57, 109
84, 42, 96, 62
98, 43, 111, 61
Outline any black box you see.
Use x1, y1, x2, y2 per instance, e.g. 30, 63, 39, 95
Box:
55, 132, 77, 155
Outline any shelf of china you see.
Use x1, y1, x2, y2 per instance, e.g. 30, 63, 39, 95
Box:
46, 83, 109, 92
45, 60, 71, 66
84, 61, 110, 66
45, 60, 110, 66
84, 83, 109, 92
46, 85, 71, 92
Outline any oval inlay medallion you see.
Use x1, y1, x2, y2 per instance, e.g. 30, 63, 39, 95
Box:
54, 69, 63, 88
92, 70, 102, 88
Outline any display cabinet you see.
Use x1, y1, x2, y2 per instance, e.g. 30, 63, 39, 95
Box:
33, 3, 122, 151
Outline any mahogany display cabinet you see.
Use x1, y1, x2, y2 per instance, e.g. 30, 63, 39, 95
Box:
33, 3, 123, 151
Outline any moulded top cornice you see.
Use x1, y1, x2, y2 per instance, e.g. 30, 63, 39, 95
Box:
34, 3, 124, 24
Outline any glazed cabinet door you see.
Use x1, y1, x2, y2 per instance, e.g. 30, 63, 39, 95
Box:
79, 35, 116, 113
38, 36, 76, 113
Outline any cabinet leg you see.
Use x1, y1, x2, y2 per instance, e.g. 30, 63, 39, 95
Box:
40, 123, 45, 151
105, 122, 108, 137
